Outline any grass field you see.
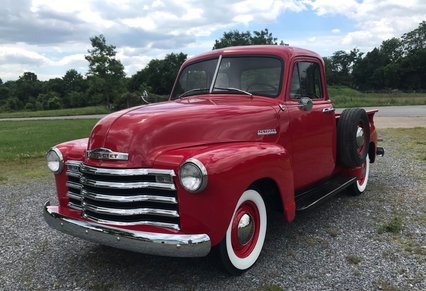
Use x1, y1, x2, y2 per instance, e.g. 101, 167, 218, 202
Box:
0, 88, 425, 119
0, 106, 109, 119
0, 118, 424, 185
329, 86, 426, 108
0, 119, 98, 182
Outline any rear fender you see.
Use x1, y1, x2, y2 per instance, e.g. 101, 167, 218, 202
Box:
154, 142, 295, 246
366, 110, 378, 162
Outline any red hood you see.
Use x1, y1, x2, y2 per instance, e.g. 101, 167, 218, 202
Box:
86, 96, 279, 168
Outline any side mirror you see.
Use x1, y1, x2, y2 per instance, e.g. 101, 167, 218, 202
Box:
141, 90, 150, 104
299, 97, 313, 112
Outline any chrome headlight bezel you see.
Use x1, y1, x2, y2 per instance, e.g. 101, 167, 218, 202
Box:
179, 158, 208, 193
46, 148, 64, 175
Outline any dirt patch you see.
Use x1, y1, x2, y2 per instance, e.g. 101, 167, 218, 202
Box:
375, 117, 426, 129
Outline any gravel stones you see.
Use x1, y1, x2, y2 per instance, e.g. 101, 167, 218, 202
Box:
0, 135, 424, 290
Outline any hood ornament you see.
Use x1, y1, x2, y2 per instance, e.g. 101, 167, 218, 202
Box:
86, 148, 129, 161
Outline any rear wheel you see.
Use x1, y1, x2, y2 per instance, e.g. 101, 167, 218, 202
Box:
349, 155, 370, 195
337, 108, 370, 167
217, 189, 267, 275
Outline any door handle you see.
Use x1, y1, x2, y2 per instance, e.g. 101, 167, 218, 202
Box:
322, 107, 335, 113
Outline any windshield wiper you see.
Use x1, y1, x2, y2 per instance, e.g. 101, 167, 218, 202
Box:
213, 87, 253, 96
178, 88, 209, 98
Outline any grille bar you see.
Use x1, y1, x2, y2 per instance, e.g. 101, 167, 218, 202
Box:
64, 160, 179, 230
82, 213, 180, 230
80, 164, 176, 177
83, 204, 179, 217
67, 191, 82, 201
82, 189, 177, 204
80, 177, 176, 191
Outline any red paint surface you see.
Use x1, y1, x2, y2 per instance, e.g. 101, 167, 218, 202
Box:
49, 46, 380, 247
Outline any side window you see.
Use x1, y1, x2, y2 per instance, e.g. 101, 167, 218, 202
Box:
290, 61, 323, 99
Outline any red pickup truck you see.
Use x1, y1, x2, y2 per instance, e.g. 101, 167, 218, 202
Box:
44, 45, 384, 274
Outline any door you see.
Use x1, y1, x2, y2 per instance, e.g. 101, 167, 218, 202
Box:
285, 59, 336, 190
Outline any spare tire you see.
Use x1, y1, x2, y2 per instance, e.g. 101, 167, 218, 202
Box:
337, 108, 370, 167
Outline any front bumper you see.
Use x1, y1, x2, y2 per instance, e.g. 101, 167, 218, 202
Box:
43, 201, 211, 257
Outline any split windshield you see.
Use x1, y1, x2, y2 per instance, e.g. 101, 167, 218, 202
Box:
171, 56, 283, 99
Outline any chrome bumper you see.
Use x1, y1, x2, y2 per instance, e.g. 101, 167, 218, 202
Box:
43, 201, 211, 257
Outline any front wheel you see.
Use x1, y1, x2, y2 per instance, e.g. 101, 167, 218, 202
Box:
217, 189, 267, 275
349, 155, 370, 196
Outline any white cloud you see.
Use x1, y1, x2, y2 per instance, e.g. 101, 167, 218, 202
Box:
307, 0, 426, 51
0, 0, 425, 80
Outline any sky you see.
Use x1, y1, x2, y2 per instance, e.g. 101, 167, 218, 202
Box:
0, 0, 425, 81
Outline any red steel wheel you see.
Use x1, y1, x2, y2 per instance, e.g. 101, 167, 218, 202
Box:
217, 189, 267, 274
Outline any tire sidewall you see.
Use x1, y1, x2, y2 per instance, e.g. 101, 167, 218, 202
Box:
337, 108, 370, 167
225, 189, 267, 271
355, 155, 370, 193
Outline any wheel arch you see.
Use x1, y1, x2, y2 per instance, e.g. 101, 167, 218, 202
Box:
249, 178, 284, 213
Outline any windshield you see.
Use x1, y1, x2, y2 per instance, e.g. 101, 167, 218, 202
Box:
171, 56, 283, 99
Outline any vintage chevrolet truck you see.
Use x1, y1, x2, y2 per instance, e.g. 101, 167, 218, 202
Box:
44, 45, 384, 274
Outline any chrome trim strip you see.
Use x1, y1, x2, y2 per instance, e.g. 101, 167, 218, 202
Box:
83, 204, 179, 218
66, 181, 82, 190
80, 164, 176, 177
44, 201, 210, 257
322, 107, 335, 113
209, 55, 222, 93
82, 190, 177, 204
80, 177, 176, 191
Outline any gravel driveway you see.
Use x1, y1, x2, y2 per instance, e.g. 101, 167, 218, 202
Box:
1, 133, 425, 290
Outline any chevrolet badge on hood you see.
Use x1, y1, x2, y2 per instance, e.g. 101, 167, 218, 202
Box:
86, 148, 129, 161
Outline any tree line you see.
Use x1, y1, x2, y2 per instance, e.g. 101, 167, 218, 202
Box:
0, 23, 424, 112
324, 21, 426, 91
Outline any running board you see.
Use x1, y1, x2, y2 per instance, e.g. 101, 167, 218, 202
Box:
295, 175, 357, 212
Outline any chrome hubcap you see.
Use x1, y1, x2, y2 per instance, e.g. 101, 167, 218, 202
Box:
356, 127, 365, 147
237, 214, 254, 245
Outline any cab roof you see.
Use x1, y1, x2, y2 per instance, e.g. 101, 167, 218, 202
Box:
185, 45, 322, 65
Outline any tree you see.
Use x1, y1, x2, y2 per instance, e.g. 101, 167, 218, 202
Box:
131, 52, 187, 95
402, 21, 426, 53
15, 72, 40, 104
63, 69, 85, 92
213, 29, 278, 49
326, 49, 363, 86
85, 34, 125, 105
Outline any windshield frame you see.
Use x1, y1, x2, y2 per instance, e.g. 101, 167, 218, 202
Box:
171, 54, 284, 99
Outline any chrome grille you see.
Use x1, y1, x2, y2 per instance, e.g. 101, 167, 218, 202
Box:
65, 161, 179, 230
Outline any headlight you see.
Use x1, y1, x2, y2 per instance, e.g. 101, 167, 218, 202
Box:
179, 158, 208, 193
47, 148, 64, 174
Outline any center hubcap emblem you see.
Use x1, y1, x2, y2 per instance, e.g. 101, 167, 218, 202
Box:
237, 214, 254, 245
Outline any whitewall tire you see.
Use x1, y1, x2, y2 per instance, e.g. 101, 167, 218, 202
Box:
350, 155, 370, 195
218, 189, 267, 274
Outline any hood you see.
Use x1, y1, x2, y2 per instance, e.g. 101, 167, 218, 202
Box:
86, 96, 279, 168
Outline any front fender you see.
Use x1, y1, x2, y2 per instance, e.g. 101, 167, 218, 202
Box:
154, 142, 294, 246
53, 138, 88, 207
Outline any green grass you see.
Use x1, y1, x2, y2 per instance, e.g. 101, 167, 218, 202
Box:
380, 128, 426, 162
346, 255, 362, 265
0, 106, 110, 119
0, 119, 98, 183
378, 216, 403, 234
329, 86, 426, 108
